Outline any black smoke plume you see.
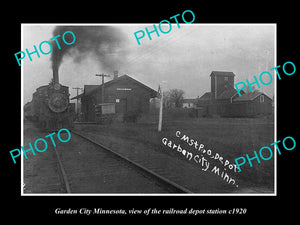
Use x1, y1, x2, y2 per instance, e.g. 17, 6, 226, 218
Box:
51, 26, 125, 72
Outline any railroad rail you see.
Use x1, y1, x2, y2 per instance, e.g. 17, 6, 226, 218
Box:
53, 145, 71, 193
53, 130, 193, 194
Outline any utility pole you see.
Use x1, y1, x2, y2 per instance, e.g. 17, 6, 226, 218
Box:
73, 87, 83, 121
158, 81, 167, 132
158, 85, 163, 132
95, 73, 110, 103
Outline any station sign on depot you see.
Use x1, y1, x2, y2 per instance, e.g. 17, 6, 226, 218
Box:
133, 10, 196, 45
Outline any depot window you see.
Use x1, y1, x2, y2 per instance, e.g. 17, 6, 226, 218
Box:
260, 95, 264, 103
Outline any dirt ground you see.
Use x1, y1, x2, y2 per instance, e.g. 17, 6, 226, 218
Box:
23, 124, 65, 193
22, 116, 274, 194
75, 116, 275, 193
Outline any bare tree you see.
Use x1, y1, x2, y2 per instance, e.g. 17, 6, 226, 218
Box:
163, 89, 185, 108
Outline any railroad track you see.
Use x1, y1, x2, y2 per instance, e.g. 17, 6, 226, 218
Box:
54, 131, 193, 194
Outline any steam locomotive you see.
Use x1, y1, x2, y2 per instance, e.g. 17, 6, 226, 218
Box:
24, 83, 75, 130
24, 73, 75, 131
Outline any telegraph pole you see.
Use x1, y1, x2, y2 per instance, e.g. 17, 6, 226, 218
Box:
158, 85, 163, 132
73, 87, 83, 121
95, 73, 110, 103
158, 81, 167, 132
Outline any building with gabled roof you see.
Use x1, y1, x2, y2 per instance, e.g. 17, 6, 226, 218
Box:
233, 90, 271, 102
197, 71, 272, 117
198, 71, 245, 105
198, 92, 211, 105
72, 74, 158, 122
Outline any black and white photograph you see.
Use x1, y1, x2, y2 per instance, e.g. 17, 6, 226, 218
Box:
4, 5, 298, 220
21, 24, 275, 195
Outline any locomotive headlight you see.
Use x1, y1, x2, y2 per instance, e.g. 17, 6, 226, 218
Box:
48, 92, 68, 113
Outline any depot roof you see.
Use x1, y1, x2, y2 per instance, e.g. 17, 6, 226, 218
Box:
210, 71, 235, 77
71, 74, 158, 100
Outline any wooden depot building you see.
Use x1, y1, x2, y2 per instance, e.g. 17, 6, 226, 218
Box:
72, 73, 158, 122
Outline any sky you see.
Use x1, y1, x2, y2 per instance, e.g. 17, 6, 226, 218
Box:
22, 24, 275, 104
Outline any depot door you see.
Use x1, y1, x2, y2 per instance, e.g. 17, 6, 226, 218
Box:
86, 98, 95, 121
119, 98, 127, 113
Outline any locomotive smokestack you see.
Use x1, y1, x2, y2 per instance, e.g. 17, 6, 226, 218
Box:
53, 67, 59, 84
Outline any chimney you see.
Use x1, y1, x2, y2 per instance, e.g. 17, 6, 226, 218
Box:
113, 70, 118, 80
53, 67, 59, 84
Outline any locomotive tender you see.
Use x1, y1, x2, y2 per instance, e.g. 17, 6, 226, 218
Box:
24, 69, 75, 130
